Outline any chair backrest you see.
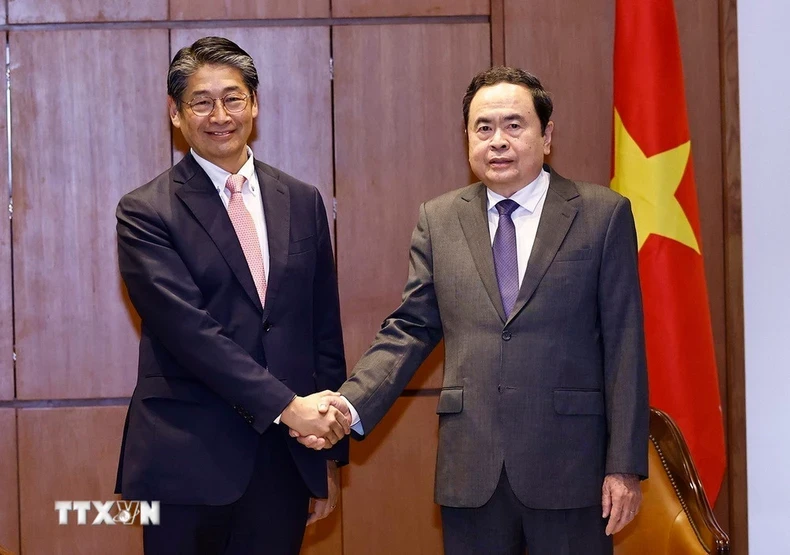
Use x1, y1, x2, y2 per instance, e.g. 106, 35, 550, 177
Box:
614, 408, 730, 554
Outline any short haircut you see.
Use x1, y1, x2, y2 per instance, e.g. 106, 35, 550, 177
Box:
462, 66, 553, 134
167, 36, 259, 107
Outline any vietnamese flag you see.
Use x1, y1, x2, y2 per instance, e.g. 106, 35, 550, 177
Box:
610, 0, 726, 502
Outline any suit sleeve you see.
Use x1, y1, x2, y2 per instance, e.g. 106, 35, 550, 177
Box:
309, 189, 350, 464
599, 196, 649, 478
339, 202, 444, 435
117, 192, 295, 434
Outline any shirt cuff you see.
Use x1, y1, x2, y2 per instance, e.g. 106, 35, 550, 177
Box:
342, 395, 365, 435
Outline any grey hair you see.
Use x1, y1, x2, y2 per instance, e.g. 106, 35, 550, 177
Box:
167, 36, 259, 107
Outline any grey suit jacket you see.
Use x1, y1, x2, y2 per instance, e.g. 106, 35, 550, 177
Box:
340, 166, 648, 510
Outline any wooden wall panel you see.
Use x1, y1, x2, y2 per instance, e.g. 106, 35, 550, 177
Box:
504, 0, 614, 185
8, 0, 166, 23
10, 30, 170, 400
171, 28, 335, 242
0, 31, 11, 402
342, 396, 442, 555
301, 506, 342, 555
18, 407, 140, 555
170, 0, 328, 21
332, 0, 488, 18
719, 0, 748, 548
334, 24, 490, 390
0, 410, 19, 554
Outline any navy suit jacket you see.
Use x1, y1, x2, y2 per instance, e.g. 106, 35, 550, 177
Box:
115, 153, 347, 504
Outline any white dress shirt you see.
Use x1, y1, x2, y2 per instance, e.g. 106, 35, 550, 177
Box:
345, 169, 551, 434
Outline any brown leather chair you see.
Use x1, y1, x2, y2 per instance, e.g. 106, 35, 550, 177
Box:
614, 408, 730, 554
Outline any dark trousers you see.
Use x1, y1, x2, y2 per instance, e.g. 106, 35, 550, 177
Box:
143, 427, 311, 555
441, 468, 612, 555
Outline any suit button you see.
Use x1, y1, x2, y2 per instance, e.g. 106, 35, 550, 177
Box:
263, 322, 272, 332
502, 330, 512, 341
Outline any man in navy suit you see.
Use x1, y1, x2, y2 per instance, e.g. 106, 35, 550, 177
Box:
115, 36, 348, 555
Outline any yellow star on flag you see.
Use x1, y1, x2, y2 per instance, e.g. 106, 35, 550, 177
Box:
610, 110, 699, 253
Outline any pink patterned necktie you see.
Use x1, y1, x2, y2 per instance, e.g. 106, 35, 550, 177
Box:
225, 174, 267, 304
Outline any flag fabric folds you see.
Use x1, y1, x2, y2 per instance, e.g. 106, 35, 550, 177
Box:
610, 0, 726, 503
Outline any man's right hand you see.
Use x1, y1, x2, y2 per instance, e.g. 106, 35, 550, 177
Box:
280, 391, 350, 446
289, 394, 351, 450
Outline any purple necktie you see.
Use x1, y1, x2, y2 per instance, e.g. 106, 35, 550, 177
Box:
493, 199, 519, 318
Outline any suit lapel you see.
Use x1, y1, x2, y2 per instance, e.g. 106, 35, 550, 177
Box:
508, 169, 579, 324
256, 162, 289, 323
456, 184, 507, 323
174, 154, 263, 312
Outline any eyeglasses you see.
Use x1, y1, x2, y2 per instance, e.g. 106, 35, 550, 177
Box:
184, 93, 250, 117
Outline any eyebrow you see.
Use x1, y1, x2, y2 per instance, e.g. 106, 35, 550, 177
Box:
472, 113, 526, 127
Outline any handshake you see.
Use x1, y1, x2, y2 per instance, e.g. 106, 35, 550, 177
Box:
280, 391, 352, 450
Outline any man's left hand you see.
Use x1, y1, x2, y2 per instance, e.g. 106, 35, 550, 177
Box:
307, 461, 340, 526
602, 473, 642, 536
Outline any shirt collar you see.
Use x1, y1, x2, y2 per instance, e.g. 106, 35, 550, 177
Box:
191, 146, 258, 195
486, 168, 550, 214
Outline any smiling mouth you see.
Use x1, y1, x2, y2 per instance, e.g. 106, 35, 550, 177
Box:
207, 130, 234, 137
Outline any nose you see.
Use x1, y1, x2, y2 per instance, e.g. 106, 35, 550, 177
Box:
490, 127, 508, 150
209, 98, 232, 122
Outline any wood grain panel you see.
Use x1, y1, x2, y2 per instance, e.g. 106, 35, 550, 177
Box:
18, 407, 140, 555
719, 0, 748, 549
504, 0, 614, 186
0, 410, 19, 554
171, 28, 334, 242
342, 396, 442, 555
491, 0, 505, 66
301, 504, 342, 555
334, 24, 490, 390
170, 0, 328, 21
332, 0, 487, 17
8, 0, 166, 23
11, 30, 170, 399
0, 31, 11, 402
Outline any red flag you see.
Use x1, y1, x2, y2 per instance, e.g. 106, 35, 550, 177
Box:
611, 0, 726, 502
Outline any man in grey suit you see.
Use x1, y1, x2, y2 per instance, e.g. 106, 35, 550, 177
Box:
297, 66, 649, 554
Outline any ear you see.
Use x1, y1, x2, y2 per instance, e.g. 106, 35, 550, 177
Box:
167, 96, 182, 129
542, 120, 554, 155
250, 91, 259, 119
